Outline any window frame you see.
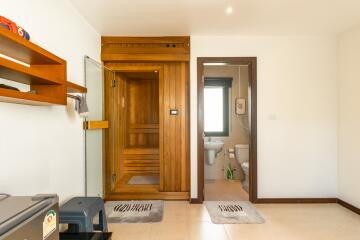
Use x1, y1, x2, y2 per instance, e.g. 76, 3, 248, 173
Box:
204, 77, 232, 137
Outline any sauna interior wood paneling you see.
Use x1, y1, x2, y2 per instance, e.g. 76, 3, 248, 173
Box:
105, 69, 161, 195
123, 71, 160, 176
126, 73, 159, 149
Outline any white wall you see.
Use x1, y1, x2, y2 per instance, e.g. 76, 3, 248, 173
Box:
337, 25, 360, 208
0, 2, 341, 201
0, 0, 100, 201
191, 36, 338, 198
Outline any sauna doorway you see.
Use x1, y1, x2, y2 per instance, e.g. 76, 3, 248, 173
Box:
117, 71, 160, 187
107, 67, 160, 198
104, 63, 190, 201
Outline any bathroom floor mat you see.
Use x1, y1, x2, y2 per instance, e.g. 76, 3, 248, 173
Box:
205, 201, 265, 224
105, 200, 163, 223
127, 175, 160, 185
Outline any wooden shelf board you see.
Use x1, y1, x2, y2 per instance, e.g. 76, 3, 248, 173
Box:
0, 27, 65, 65
0, 88, 65, 105
66, 81, 87, 93
0, 57, 63, 85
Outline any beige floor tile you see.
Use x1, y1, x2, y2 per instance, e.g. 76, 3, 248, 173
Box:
188, 204, 212, 222
205, 179, 249, 201
162, 201, 190, 222
149, 221, 189, 240
225, 204, 360, 240
225, 221, 294, 240
109, 223, 151, 240
109, 202, 360, 240
188, 222, 229, 240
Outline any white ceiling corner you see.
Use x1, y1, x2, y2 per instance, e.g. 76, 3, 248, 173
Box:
69, 0, 360, 36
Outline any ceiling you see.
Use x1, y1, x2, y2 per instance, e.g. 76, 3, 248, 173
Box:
70, 0, 360, 36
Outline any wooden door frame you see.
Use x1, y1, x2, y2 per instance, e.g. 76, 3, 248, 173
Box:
103, 62, 190, 201
196, 57, 258, 203
103, 63, 164, 200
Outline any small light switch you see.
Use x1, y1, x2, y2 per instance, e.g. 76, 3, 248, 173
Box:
170, 109, 178, 115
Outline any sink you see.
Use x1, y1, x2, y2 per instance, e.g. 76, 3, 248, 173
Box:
204, 140, 224, 165
205, 141, 224, 150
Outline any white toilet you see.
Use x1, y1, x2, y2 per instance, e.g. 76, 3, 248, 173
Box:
235, 144, 249, 192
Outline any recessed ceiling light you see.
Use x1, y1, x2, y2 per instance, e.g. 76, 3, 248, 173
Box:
226, 7, 233, 14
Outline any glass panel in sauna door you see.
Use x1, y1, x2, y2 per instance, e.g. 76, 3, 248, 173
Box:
84, 57, 115, 197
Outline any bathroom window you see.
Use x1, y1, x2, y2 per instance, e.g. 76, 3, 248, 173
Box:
204, 77, 232, 136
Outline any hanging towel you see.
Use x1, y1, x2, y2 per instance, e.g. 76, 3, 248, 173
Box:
75, 95, 89, 117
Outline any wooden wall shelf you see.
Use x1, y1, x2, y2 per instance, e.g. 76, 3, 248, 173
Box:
0, 88, 64, 105
66, 81, 87, 93
0, 56, 62, 85
0, 27, 86, 105
0, 27, 64, 65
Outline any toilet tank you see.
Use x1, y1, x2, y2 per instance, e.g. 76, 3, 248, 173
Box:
235, 144, 249, 164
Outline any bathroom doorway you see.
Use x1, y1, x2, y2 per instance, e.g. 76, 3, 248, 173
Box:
197, 57, 257, 203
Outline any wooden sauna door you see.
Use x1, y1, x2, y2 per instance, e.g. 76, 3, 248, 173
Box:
160, 62, 190, 193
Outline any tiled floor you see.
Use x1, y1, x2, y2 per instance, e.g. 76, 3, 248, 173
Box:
109, 201, 360, 240
205, 179, 249, 201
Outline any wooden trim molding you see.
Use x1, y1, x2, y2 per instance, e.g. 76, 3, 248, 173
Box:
337, 199, 360, 215
255, 198, 338, 204
193, 195, 360, 216
197, 59, 205, 203
197, 57, 257, 203
190, 198, 202, 204
254, 198, 360, 216
105, 192, 190, 201
101, 36, 190, 62
102, 53, 189, 62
